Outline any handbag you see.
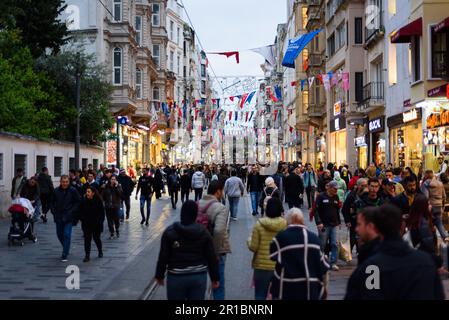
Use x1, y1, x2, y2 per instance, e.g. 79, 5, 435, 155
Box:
338, 231, 352, 263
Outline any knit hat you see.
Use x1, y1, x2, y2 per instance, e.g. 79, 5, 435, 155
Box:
265, 177, 276, 188
180, 200, 198, 225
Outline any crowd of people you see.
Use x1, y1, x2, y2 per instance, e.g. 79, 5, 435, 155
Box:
8, 159, 449, 300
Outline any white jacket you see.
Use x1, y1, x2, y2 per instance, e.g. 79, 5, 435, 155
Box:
191, 171, 206, 189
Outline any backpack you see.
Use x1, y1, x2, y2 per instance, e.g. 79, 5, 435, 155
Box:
211, 174, 218, 181
168, 174, 178, 188
196, 201, 216, 235
263, 187, 278, 211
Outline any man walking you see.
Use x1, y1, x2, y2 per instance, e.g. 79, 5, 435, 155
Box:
180, 169, 192, 203
118, 169, 135, 221
136, 168, 154, 226
247, 165, 263, 216
37, 167, 54, 223
303, 163, 318, 209
82, 171, 99, 194
167, 167, 180, 209
11, 168, 26, 199
51, 175, 81, 262
191, 166, 206, 201
224, 170, 245, 221
198, 181, 231, 300
284, 166, 305, 209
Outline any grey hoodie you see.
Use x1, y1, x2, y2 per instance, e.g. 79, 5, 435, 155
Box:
224, 176, 245, 198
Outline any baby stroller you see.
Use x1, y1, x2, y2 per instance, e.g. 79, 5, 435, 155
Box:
7, 198, 37, 246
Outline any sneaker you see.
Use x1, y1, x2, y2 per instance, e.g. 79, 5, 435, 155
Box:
98, 251, 103, 258
109, 234, 115, 240
116, 232, 120, 238
61, 255, 68, 262
145, 221, 149, 226
83, 256, 90, 263
231, 217, 238, 221
331, 264, 339, 271
140, 219, 145, 225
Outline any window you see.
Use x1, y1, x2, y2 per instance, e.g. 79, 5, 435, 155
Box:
54, 157, 63, 177
183, 66, 187, 78
136, 68, 142, 98
69, 157, 75, 170
14, 154, 27, 176
388, 41, 397, 85
93, 159, 99, 170
177, 27, 180, 45
183, 40, 187, 57
36, 156, 47, 172
153, 86, 160, 101
327, 33, 335, 56
315, 37, 319, 51
355, 17, 363, 44
152, 44, 160, 68
201, 64, 206, 77
170, 50, 174, 71
113, 47, 122, 85
152, 4, 160, 27
113, 0, 122, 22
82, 158, 88, 170
431, 30, 448, 78
355, 72, 364, 102
201, 80, 206, 94
177, 55, 180, 75
135, 16, 142, 46
170, 20, 174, 41
0, 153, 3, 180
315, 86, 320, 105
336, 22, 346, 49
411, 36, 421, 82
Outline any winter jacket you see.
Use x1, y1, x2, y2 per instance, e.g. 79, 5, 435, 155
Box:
284, 173, 304, 200
345, 237, 445, 300
180, 174, 191, 191
333, 173, 347, 202
224, 176, 245, 198
247, 217, 287, 270
37, 173, 54, 195
76, 196, 105, 233
353, 193, 383, 214
342, 190, 358, 224
270, 225, 329, 300
154, 170, 164, 190
167, 173, 180, 192
303, 171, 318, 188
11, 176, 26, 198
51, 186, 81, 224
117, 174, 135, 197
81, 180, 100, 194
317, 175, 332, 193
421, 178, 446, 208
198, 195, 231, 255
247, 173, 263, 192
155, 222, 219, 282
357, 237, 381, 266
392, 192, 419, 215
137, 175, 154, 197
314, 192, 341, 227
20, 182, 40, 202
103, 184, 123, 210
191, 171, 206, 189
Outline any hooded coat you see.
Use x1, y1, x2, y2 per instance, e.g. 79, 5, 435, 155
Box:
333, 172, 347, 202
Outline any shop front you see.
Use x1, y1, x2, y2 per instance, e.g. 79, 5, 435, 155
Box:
355, 135, 368, 169
368, 116, 386, 166
329, 116, 347, 167
388, 108, 423, 174
315, 133, 326, 169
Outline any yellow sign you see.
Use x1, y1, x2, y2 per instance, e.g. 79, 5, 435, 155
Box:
334, 101, 341, 116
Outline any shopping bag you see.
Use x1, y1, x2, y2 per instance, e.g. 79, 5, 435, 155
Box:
402, 228, 413, 248
338, 231, 352, 263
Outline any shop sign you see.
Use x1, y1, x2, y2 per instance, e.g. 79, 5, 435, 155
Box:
354, 136, 366, 147
128, 129, 140, 142
426, 108, 449, 129
403, 109, 418, 123
334, 101, 341, 116
428, 84, 449, 98
330, 117, 346, 132
368, 117, 384, 133
403, 99, 411, 108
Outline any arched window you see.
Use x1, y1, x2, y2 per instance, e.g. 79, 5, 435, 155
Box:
113, 47, 122, 85
113, 0, 122, 22
136, 68, 142, 99
153, 86, 160, 101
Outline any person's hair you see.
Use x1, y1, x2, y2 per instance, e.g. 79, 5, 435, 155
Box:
358, 169, 366, 176
384, 169, 393, 175
403, 176, 416, 185
197, 166, 203, 172
208, 180, 223, 195
180, 200, 198, 225
368, 178, 380, 186
231, 170, 237, 176
84, 185, 102, 201
285, 208, 304, 225
41, 167, 48, 172
358, 206, 380, 227
356, 178, 367, 187
408, 194, 432, 230
374, 204, 403, 238
60, 175, 69, 181
104, 169, 112, 174
265, 197, 283, 218
16, 168, 23, 173
424, 169, 434, 176
393, 167, 402, 176
441, 173, 449, 184
69, 169, 76, 175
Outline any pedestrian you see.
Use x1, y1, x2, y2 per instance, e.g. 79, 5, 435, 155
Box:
333, 171, 347, 203
384, 169, 404, 195
180, 169, 192, 204
380, 178, 396, 203
303, 163, 318, 209
392, 176, 421, 233
167, 167, 181, 209
37, 167, 54, 223
421, 170, 449, 241
11, 168, 27, 199
317, 170, 332, 193
75, 186, 105, 262
366, 163, 377, 179
117, 169, 135, 221
99, 168, 112, 188
135, 168, 154, 226
272, 163, 285, 203
51, 175, 81, 262
248, 197, 287, 300
223, 170, 245, 221
345, 204, 445, 300
247, 165, 264, 216
20, 177, 41, 221
103, 175, 123, 239
154, 200, 220, 300
270, 208, 329, 300
191, 166, 206, 201
154, 168, 164, 199
69, 169, 82, 195
198, 181, 231, 300
437, 156, 448, 178
284, 166, 304, 209
314, 180, 341, 271
259, 177, 280, 217
82, 171, 99, 194
352, 207, 382, 265
353, 178, 383, 211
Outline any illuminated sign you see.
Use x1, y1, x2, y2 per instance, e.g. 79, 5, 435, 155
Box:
368, 117, 384, 133
334, 101, 341, 116
403, 109, 418, 123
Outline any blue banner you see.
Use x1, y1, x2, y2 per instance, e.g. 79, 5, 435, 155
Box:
282, 29, 321, 68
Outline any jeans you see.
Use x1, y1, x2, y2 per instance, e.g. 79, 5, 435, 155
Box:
194, 188, 203, 201
305, 186, 316, 209
181, 189, 190, 203
318, 225, 338, 265
254, 269, 273, 300
40, 193, 52, 215
250, 192, 261, 214
166, 272, 207, 300
56, 222, 72, 257
169, 190, 178, 208
286, 197, 301, 209
83, 229, 102, 256
121, 196, 131, 218
432, 206, 447, 239
33, 198, 41, 220
228, 197, 240, 219
140, 195, 152, 222
106, 208, 120, 235
213, 255, 226, 300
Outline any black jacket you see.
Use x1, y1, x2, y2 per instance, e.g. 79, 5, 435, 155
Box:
103, 184, 123, 209
259, 187, 280, 208
51, 186, 81, 224
20, 182, 40, 202
345, 237, 445, 300
82, 181, 100, 194
314, 192, 341, 227
317, 175, 332, 193
167, 173, 180, 192
37, 173, 54, 195
117, 174, 135, 197
357, 237, 381, 265
76, 196, 105, 233
247, 173, 263, 192
342, 190, 358, 224
391, 192, 417, 215
11, 176, 27, 198
180, 174, 191, 191
155, 222, 219, 282
137, 175, 154, 197
284, 173, 304, 200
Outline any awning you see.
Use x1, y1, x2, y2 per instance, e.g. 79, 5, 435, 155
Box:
391, 18, 422, 43
434, 16, 449, 33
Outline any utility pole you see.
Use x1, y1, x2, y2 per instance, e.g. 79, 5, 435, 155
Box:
74, 52, 81, 170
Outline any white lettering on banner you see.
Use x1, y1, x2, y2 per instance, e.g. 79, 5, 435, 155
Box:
355, 136, 366, 146
369, 119, 382, 132
403, 109, 418, 123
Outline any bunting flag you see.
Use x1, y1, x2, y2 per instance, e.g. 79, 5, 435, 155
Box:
274, 109, 278, 122
182, 103, 187, 120
342, 72, 350, 91
331, 73, 338, 86
229, 111, 232, 121
301, 79, 306, 91
178, 107, 182, 119
316, 74, 323, 84
289, 126, 294, 133
308, 76, 315, 88
217, 98, 220, 108
245, 111, 249, 122
211, 110, 217, 121
194, 109, 199, 121
274, 86, 283, 100
291, 81, 297, 87
246, 91, 256, 105
235, 112, 238, 121
229, 96, 234, 102
249, 111, 255, 122
250, 45, 275, 66
267, 87, 278, 103
208, 51, 240, 64
239, 93, 249, 108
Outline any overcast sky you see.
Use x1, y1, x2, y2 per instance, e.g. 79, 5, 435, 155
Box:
182, 0, 287, 77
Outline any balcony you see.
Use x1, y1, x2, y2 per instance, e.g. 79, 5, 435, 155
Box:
356, 82, 384, 112
308, 105, 325, 118
308, 54, 324, 67
364, 11, 384, 48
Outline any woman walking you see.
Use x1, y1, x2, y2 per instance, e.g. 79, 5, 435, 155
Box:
103, 175, 123, 239
248, 197, 287, 300
77, 186, 105, 262
155, 200, 219, 300
259, 177, 280, 217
